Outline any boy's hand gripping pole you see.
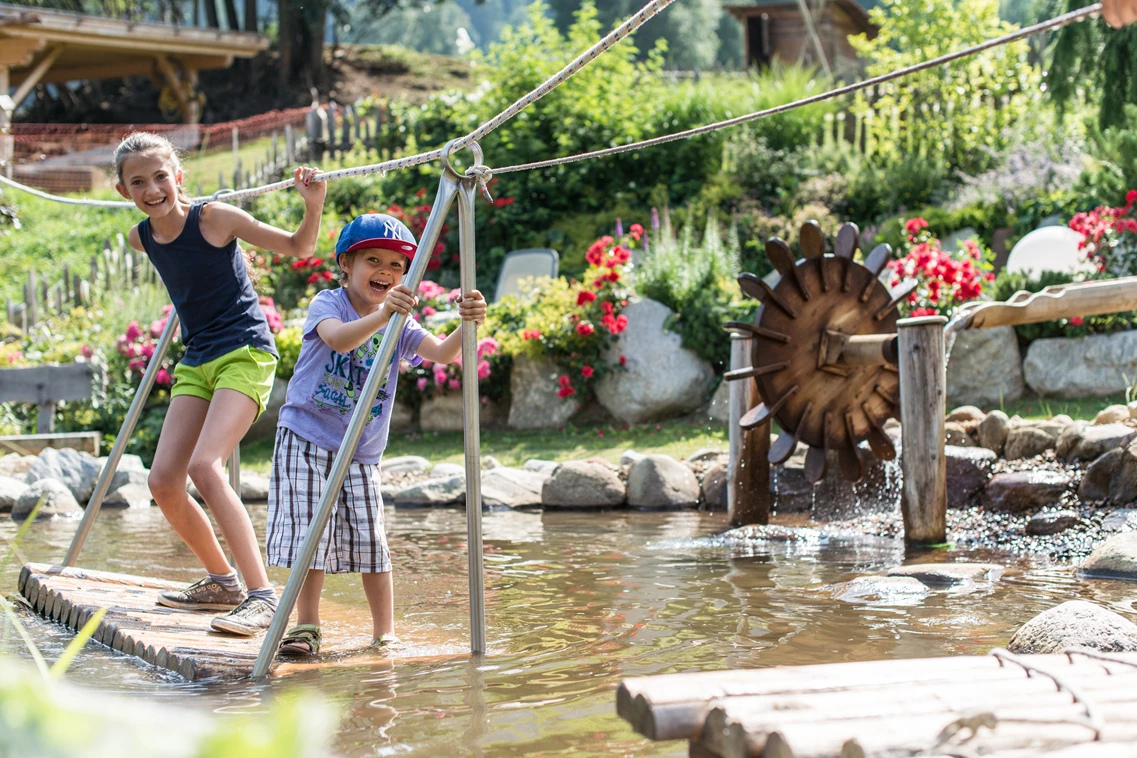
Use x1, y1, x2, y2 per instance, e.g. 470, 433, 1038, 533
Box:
64, 310, 181, 567
254, 141, 487, 678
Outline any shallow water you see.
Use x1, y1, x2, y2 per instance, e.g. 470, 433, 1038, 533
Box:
2, 505, 1135, 757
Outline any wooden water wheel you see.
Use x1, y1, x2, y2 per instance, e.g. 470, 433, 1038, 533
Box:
725, 221, 917, 484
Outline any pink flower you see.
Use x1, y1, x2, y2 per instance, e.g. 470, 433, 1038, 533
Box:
557, 386, 576, 399
124, 321, 143, 342
155, 368, 172, 386
576, 322, 595, 337
477, 359, 491, 380
150, 320, 165, 338
419, 280, 446, 300
81, 345, 93, 359
448, 378, 461, 391
417, 377, 429, 391
434, 366, 448, 386
581, 365, 594, 378
141, 343, 155, 359
448, 288, 463, 303
161, 304, 174, 315
128, 357, 146, 373
422, 306, 437, 317
477, 337, 499, 357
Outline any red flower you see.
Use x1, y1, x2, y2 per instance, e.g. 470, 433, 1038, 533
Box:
1069, 316, 1085, 326
577, 291, 597, 306
581, 365, 594, 378
630, 223, 644, 241
558, 375, 572, 388
307, 273, 321, 284
522, 329, 542, 341
576, 322, 595, 337
905, 217, 929, 236
619, 354, 627, 366
557, 386, 576, 399
1127, 190, 1137, 205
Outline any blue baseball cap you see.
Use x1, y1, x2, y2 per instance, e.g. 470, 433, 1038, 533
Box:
335, 213, 418, 263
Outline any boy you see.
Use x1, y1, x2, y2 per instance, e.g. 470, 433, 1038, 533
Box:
266, 213, 486, 655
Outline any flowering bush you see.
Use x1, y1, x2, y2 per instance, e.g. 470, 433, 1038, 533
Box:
492, 232, 634, 401
885, 217, 994, 318
387, 196, 450, 270
1068, 190, 1137, 276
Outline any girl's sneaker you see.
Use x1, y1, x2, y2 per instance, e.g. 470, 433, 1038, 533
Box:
210, 597, 276, 636
157, 577, 245, 611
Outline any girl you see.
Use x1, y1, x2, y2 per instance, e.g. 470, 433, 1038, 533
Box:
267, 213, 485, 656
114, 131, 326, 636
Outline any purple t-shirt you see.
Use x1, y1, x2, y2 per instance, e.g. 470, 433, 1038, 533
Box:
278, 287, 427, 463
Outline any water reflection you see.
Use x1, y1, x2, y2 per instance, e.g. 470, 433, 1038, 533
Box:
2, 506, 1133, 757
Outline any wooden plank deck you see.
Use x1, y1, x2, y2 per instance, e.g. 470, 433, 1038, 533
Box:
18, 562, 269, 681
618, 651, 1137, 757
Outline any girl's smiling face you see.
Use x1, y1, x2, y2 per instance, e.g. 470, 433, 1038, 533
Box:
341, 247, 408, 306
115, 150, 182, 218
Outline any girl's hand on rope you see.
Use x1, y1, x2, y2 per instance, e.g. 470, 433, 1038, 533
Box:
382, 284, 418, 317
293, 166, 327, 208
1103, 0, 1137, 27
458, 290, 487, 325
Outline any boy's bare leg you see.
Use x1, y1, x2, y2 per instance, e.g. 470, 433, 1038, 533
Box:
296, 569, 325, 627
188, 388, 270, 590
361, 571, 394, 639
148, 395, 232, 575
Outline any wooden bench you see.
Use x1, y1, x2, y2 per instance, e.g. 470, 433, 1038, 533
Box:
0, 363, 102, 437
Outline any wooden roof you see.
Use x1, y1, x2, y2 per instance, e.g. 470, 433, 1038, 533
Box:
0, 3, 268, 87
725, 0, 875, 34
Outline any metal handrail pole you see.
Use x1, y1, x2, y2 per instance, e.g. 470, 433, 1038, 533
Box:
253, 172, 461, 678
64, 310, 180, 566
457, 178, 486, 654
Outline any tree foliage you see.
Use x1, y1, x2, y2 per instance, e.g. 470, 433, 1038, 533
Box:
1047, 0, 1137, 130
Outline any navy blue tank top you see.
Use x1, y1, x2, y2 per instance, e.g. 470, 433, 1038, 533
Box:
138, 203, 277, 367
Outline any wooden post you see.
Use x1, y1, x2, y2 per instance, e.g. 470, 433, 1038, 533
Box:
898, 315, 947, 546
231, 125, 240, 180
90, 255, 99, 294
728, 334, 771, 526
37, 401, 55, 434
285, 124, 295, 164
272, 131, 279, 168
327, 102, 338, 159
25, 271, 37, 327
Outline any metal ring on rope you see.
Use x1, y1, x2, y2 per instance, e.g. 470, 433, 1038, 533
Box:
441, 140, 495, 203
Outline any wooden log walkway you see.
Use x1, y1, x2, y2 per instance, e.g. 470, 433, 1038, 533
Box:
18, 562, 269, 681
618, 651, 1137, 757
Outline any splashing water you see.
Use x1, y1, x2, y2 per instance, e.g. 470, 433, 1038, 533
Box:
942, 309, 973, 366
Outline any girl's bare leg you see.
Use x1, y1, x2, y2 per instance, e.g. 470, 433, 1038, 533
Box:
187, 388, 270, 589
148, 395, 231, 575
296, 569, 325, 627
361, 571, 394, 639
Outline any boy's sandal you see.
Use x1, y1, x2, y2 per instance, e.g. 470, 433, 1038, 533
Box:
372, 633, 401, 649
279, 624, 322, 657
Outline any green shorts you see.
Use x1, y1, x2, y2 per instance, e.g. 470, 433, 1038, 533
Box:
171, 346, 278, 417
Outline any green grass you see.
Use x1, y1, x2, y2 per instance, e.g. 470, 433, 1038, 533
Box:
996, 393, 1127, 421
181, 136, 281, 195
238, 416, 729, 475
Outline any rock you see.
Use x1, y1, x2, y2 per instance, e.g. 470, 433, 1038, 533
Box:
1130, 401, 1137, 419
420, 394, 504, 432
620, 450, 645, 467
1102, 509, 1137, 532
984, 471, 1070, 512
1052, 414, 1075, 427
103, 473, 153, 509
12, 479, 81, 519
508, 356, 578, 429
1094, 404, 1131, 425
541, 460, 625, 508
977, 410, 1011, 455
686, 448, 726, 464
0, 453, 37, 480
380, 483, 402, 503
240, 471, 270, 502
1003, 427, 1056, 460
389, 401, 413, 432
393, 475, 466, 507
595, 299, 715, 423
481, 456, 501, 471
1109, 441, 1137, 505
1006, 600, 1137, 654
1056, 420, 1088, 459
106, 454, 147, 492
832, 576, 929, 604
627, 455, 700, 509
246, 376, 289, 440
1079, 449, 1123, 502
944, 422, 974, 447
1024, 331, 1137, 398
1030, 420, 1064, 439
25, 447, 101, 502
383, 456, 431, 475
701, 462, 728, 511
431, 462, 466, 478
945, 446, 997, 508
522, 459, 558, 474
1027, 510, 1082, 536
946, 406, 986, 423
705, 380, 730, 424
1067, 423, 1135, 462
946, 326, 1023, 408
1080, 532, 1137, 579
882, 563, 1003, 585
0, 475, 29, 513
480, 468, 546, 509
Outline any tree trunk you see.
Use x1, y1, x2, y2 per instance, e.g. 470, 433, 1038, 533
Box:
203, 0, 219, 29
244, 0, 256, 32
308, 4, 326, 87
222, 0, 240, 31
278, 0, 293, 86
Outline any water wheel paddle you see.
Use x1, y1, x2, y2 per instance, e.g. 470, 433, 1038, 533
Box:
726, 222, 901, 484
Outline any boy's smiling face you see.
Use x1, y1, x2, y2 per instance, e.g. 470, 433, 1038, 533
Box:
341, 247, 408, 306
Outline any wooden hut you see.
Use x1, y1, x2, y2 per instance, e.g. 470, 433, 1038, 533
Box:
725, 0, 877, 77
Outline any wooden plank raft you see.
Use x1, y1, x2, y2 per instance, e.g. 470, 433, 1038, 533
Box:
18, 562, 269, 681
617, 650, 1137, 757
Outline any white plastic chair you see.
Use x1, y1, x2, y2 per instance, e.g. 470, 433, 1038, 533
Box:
493, 248, 559, 302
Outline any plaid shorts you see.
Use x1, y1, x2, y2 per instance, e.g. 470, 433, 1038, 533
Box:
266, 427, 391, 574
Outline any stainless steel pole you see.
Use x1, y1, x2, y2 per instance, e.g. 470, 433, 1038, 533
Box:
253, 172, 461, 679
64, 311, 181, 566
457, 178, 486, 654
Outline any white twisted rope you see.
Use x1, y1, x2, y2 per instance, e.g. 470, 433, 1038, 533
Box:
495, 2, 1103, 174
